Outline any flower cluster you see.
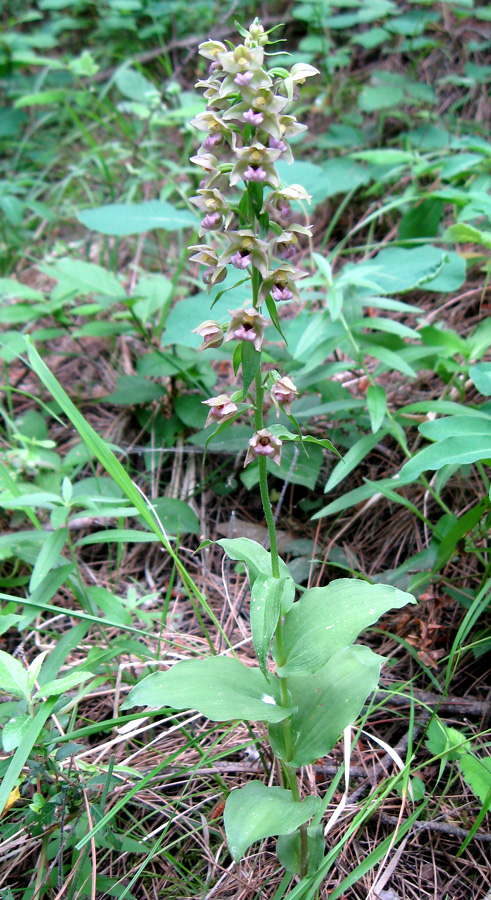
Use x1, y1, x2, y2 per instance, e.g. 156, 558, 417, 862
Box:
189, 19, 317, 466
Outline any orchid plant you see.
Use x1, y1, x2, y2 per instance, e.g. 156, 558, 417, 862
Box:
125, 19, 415, 883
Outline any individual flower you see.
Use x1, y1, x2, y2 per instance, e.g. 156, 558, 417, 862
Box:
259, 265, 308, 305
244, 429, 282, 467
217, 44, 265, 75
275, 224, 312, 259
189, 112, 234, 150
262, 185, 313, 220
202, 394, 238, 428
198, 40, 228, 61
224, 89, 288, 140
229, 144, 282, 188
189, 244, 227, 287
189, 188, 233, 235
281, 63, 319, 100
192, 320, 224, 351
218, 230, 271, 277
224, 307, 269, 351
270, 376, 299, 416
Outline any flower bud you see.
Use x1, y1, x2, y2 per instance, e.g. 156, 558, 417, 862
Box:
192, 320, 224, 351
244, 429, 282, 467
202, 394, 238, 428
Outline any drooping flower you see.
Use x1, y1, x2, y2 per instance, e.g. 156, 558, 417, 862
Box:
192, 320, 224, 351
224, 307, 269, 351
275, 223, 312, 260
189, 188, 233, 235
189, 244, 227, 287
258, 265, 308, 306
218, 231, 271, 278
263, 185, 313, 221
202, 394, 238, 428
270, 376, 299, 416
244, 429, 282, 467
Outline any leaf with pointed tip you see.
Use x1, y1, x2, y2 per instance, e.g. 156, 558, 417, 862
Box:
270, 645, 383, 767
122, 656, 292, 723
224, 781, 321, 861
274, 579, 414, 676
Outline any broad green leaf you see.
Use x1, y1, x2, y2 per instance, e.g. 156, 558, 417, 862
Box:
0, 279, 44, 300
401, 436, 491, 480
351, 245, 465, 295
270, 646, 383, 767
33, 670, 94, 699
0, 649, 29, 699
224, 781, 321, 861
325, 431, 389, 492
0, 614, 23, 635
470, 363, 491, 396
77, 201, 196, 235
29, 528, 66, 593
250, 575, 284, 676
274, 579, 414, 676
354, 316, 420, 341
46, 258, 123, 297
418, 415, 491, 441
217, 538, 294, 610
367, 385, 387, 433
122, 656, 292, 723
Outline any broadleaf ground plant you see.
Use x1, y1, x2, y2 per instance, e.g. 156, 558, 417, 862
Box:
124, 19, 415, 881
